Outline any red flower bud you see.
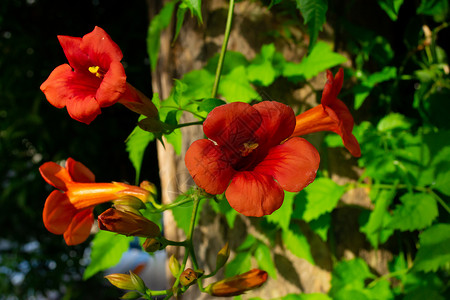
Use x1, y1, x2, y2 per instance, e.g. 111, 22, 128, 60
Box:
206, 269, 268, 297
98, 208, 160, 237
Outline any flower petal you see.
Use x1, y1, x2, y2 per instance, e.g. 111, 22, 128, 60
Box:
66, 158, 95, 183
80, 26, 123, 71
321, 68, 344, 107
63, 209, 94, 245
42, 190, 77, 235
225, 172, 284, 217
65, 94, 101, 124
39, 161, 73, 190
95, 60, 127, 107
254, 137, 320, 192
185, 139, 235, 194
252, 101, 296, 147
203, 102, 262, 152
57, 35, 90, 71
40, 64, 74, 109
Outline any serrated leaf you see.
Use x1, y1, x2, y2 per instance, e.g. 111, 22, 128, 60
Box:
296, 0, 328, 52
413, 223, 450, 272
147, 0, 177, 71
388, 193, 438, 231
126, 121, 155, 183
225, 251, 252, 277
247, 43, 285, 86
330, 258, 375, 296
254, 242, 277, 279
294, 177, 346, 222
266, 191, 295, 231
282, 224, 314, 264
184, 0, 203, 23
359, 188, 396, 248
282, 42, 346, 81
83, 231, 132, 280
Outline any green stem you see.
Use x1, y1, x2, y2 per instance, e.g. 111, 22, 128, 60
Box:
159, 105, 205, 119
429, 189, 450, 215
367, 268, 409, 289
211, 0, 235, 98
149, 196, 193, 213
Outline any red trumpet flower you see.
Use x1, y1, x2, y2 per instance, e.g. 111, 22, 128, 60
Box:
185, 101, 320, 217
291, 68, 361, 157
39, 158, 149, 245
40, 26, 157, 124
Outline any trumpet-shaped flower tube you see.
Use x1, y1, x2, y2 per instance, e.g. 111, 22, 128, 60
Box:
40, 26, 157, 124
39, 158, 149, 245
291, 68, 361, 157
185, 101, 320, 217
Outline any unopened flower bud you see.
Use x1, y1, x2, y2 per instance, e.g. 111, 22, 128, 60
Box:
169, 254, 181, 278
98, 208, 160, 237
206, 269, 268, 297
142, 237, 162, 252
180, 268, 197, 287
129, 270, 147, 294
105, 273, 136, 290
120, 291, 141, 299
113, 196, 146, 215
215, 242, 230, 271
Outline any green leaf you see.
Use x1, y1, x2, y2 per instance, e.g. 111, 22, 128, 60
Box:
173, 4, 187, 44
294, 177, 346, 222
225, 251, 252, 277
388, 193, 438, 231
353, 66, 397, 109
282, 224, 314, 264
282, 42, 346, 81
147, 0, 177, 71
219, 66, 261, 102
296, 0, 328, 52
377, 113, 412, 132
266, 191, 296, 231
309, 213, 331, 241
126, 120, 155, 183
378, 0, 404, 21
413, 223, 450, 272
83, 231, 132, 280
164, 128, 182, 155
254, 242, 277, 279
281, 293, 332, 300
360, 188, 395, 248
434, 161, 450, 196
329, 258, 375, 297
209, 197, 238, 229
196, 98, 226, 114
247, 43, 286, 86
171, 195, 204, 235
417, 0, 449, 22
184, 0, 203, 23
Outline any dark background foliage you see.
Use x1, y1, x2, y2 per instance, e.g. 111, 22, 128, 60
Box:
0, 0, 158, 298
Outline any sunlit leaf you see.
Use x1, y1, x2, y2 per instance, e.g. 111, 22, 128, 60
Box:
225, 251, 252, 277
266, 191, 295, 231
254, 242, 277, 279
282, 224, 314, 264
83, 231, 132, 280
294, 177, 346, 222
388, 193, 438, 231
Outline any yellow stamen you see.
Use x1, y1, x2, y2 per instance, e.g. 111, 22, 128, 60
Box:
88, 66, 103, 78
241, 142, 259, 157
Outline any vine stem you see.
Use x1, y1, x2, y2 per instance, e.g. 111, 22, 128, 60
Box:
211, 0, 235, 98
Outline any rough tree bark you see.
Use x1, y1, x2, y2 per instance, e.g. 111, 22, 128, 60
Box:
147, 1, 387, 299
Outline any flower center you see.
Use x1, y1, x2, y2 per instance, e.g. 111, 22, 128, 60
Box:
240, 142, 259, 157
88, 66, 104, 78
